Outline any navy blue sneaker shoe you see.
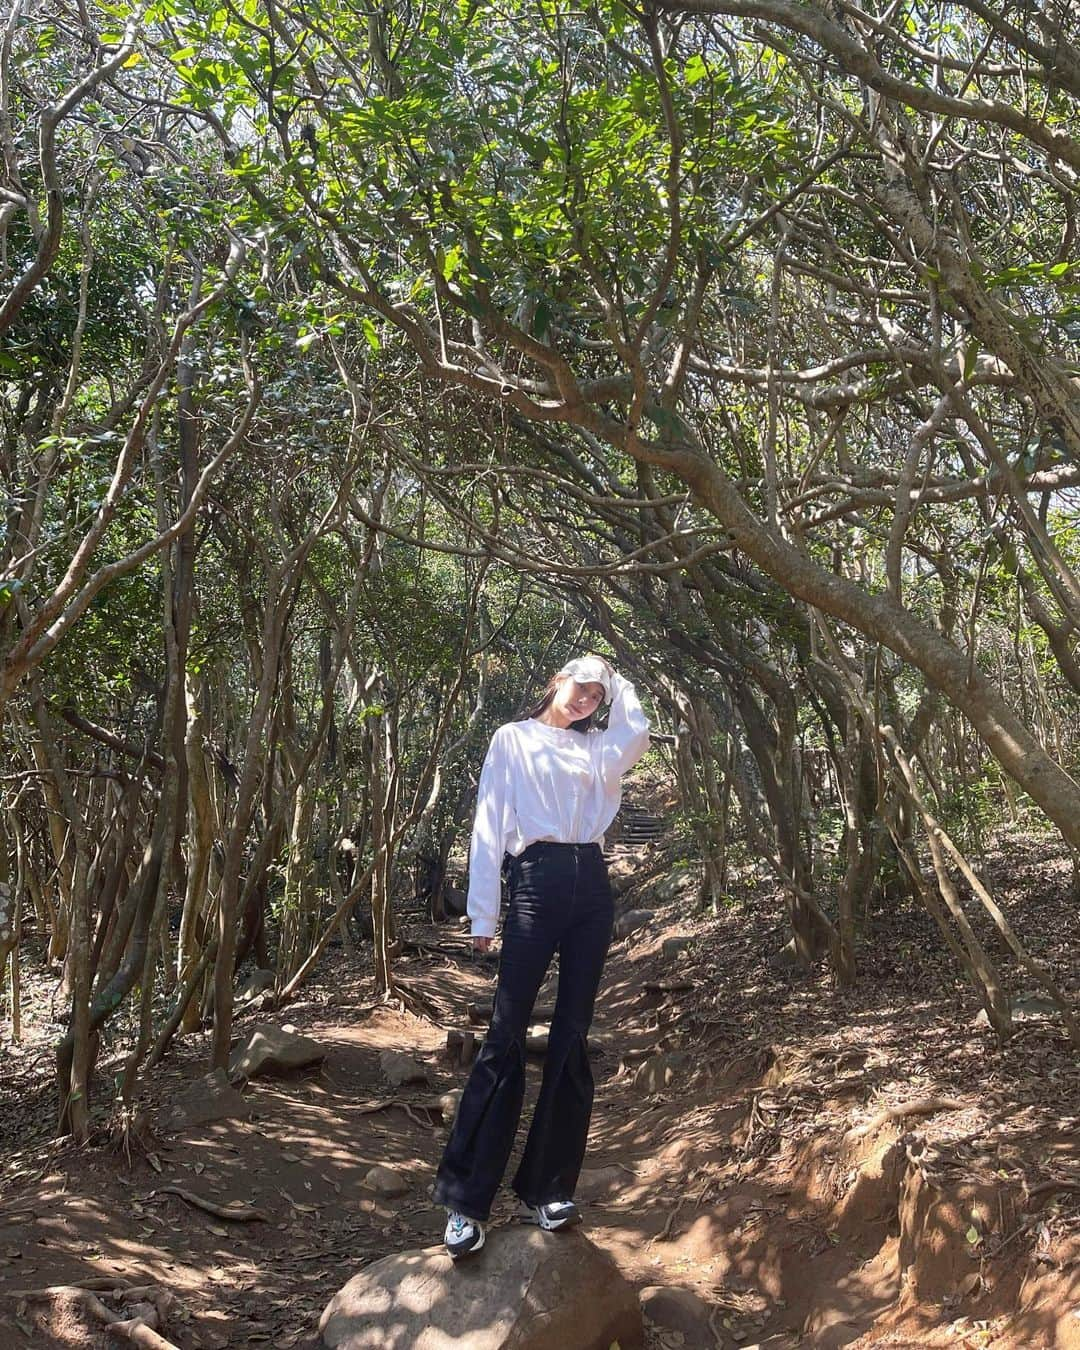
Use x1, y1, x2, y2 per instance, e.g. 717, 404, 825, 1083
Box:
518, 1200, 581, 1230
444, 1210, 486, 1259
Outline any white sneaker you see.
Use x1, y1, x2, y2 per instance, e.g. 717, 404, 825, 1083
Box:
518, 1199, 581, 1230
444, 1210, 486, 1259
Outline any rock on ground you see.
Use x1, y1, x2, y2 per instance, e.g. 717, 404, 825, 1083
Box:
165, 1069, 249, 1128
437, 1089, 463, 1126
651, 871, 696, 903
363, 1164, 410, 1198
613, 908, 654, 939
228, 1024, 326, 1080
640, 1285, 713, 1339
237, 967, 276, 1001
319, 1226, 644, 1350
379, 1050, 431, 1086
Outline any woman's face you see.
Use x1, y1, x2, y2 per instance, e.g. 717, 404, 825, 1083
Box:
550, 676, 605, 726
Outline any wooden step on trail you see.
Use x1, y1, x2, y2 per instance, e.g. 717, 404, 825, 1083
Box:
619, 806, 665, 845
445, 1028, 478, 1067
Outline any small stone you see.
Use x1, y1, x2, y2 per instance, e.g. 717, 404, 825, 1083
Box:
379, 1051, 430, 1087
363, 1165, 410, 1198
437, 1089, 463, 1126
238, 968, 275, 1002
613, 908, 655, 940
661, 936, 693, 960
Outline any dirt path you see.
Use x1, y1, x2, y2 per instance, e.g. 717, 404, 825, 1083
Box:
1, 837, 1078, 1348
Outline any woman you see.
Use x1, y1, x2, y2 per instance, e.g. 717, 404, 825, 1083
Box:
434, 654, 651, 1258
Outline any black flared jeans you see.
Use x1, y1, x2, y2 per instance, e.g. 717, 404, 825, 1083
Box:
433, 840, 614, 1222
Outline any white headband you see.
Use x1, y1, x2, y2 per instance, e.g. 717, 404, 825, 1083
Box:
557, 656, 612, 703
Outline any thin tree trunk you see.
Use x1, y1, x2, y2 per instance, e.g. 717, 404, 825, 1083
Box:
177, 674, 215, 1032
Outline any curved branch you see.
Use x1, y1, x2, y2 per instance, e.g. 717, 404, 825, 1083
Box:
657, 0, 1080, 171
0, 22, 137, 337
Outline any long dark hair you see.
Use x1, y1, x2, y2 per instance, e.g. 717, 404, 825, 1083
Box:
519, 677, 595, 734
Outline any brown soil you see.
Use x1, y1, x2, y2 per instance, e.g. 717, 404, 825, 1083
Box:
1, 829, 1078, 1349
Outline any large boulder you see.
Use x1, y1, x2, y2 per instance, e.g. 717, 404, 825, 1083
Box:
229, 1024, 326, 1080
319, 1227, 644, 1350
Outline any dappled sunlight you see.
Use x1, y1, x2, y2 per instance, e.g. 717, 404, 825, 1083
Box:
3, 0, 1080, 1345
3, 825, 1077, 1348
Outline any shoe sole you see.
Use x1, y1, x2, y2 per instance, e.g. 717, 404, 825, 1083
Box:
447, 1228, 486, 1260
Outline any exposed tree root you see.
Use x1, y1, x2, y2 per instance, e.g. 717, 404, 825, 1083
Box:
348, 1096, 441, 1128
845, 1095, 966, 1142
650, 1194, 688, 1245
5, 1282, 181, 1349
150, 1184, 269, 1222
1025, 1177, 1080, 1207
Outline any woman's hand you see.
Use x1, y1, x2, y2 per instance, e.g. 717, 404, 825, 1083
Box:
472, 936, 492, 955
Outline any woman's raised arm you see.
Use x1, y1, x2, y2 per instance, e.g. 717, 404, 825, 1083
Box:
599, 670, 651, 782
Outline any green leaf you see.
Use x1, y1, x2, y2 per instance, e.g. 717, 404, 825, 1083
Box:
440, 244, 463, 281
361, 316, 381, 353
684, 53, 708, 86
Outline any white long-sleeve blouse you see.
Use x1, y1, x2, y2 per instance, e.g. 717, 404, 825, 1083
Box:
466, 672, 651, 937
